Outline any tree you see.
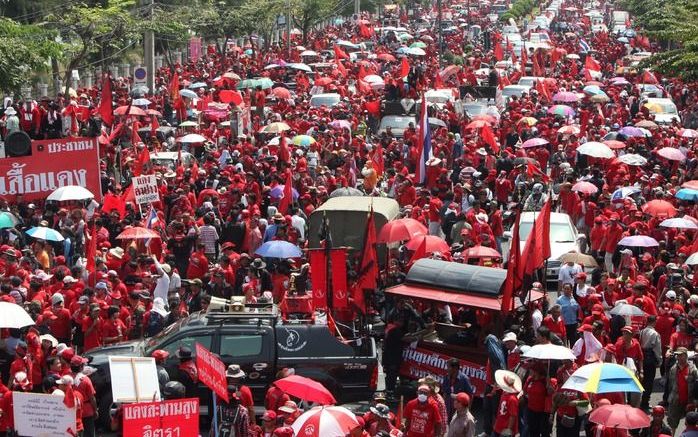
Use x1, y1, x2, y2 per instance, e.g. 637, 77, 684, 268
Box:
0, 18, 62, 93
290, 0, 338, 44
44, 0, 139, 93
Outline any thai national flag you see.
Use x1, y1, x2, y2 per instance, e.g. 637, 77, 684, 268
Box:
415, 96, 432, 185
145, 206, 158, 245
579, 39, 591, 53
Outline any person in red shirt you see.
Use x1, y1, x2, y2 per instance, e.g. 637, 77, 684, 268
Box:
48, 293, 73, 344
70, 356, 97, 437
493, 370, 521, 437
667, 318, 693, 358
101, 306, 127, 346
8, 342, 32, 390
614, 326, 644, 390
403, 384, 442, 437
81, 304, 104, 352
265, 369, 292, 412
600, 214, 624, 273
543, 305, 567, 342
525, 365, 553, 437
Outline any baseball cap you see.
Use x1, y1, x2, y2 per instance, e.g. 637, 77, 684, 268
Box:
502, 332, 517, 343
51, 293, 64, 306
453, 392, 470, 407
675, 347, 689, 355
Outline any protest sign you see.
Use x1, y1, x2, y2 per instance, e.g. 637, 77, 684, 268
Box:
122, 398, 199, 437
13, 392, 76, 437
132, 175, 159, 204
109, 356, 161, 402
195, 342, 229, 402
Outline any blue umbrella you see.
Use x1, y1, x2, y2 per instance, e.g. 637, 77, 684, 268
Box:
26, 226, 64, 242
255, 241, 303, 258
676, 188, 698, 202
179, 89, 198, 99
270, 185, 299, 200
582, 85, 604, 95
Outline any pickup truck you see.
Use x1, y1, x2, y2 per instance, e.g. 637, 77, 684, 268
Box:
85, 303, 378, 423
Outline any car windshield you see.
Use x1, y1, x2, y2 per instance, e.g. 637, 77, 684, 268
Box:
502, 87, 526, 97
649, 101, 677, 114
519, 222, 576, 243
463, 104, 487, 115
144, 319, 183, 351
150, 158, 176, 170
380, 116, 414, 131
426, 94, 451, 104
310, 95, 340, 107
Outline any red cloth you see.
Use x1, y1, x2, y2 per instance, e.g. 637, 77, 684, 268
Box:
678, 364, 689, 405
525, 376, 549, 412
97, 75, 113, 126
403, 398, 441, 437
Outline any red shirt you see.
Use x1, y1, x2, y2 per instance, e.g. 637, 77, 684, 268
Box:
74, 374, 97, 418
604, 223, 624, 253
427, 198, 443, 222
494, 392, 519, 434
101, 318, 127, 345
403, 398, 441, 437
525, 376, 549, 412
669, 331, 693, 350
81, 316, 104, 352
48, 308, 72, 340
543, 315, 566, 340
614, 338, 644, 364
678, 364, 689, 405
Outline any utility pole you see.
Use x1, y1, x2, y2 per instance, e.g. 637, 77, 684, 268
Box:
355, 0, 360, 17
286, 0, 292, 60
437, 0, 443, 66
143, 0, 155, 91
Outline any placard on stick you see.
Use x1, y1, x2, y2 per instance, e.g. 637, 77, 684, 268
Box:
132, 175, 159, 205
108, 356, 161, 403
13, 392, 76, 437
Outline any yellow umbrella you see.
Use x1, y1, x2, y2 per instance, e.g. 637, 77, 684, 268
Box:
518, 117, 538, 126
260, 122, 291, 133
643, 102, 663, 113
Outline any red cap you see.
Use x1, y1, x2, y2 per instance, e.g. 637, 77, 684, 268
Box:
70, 355, 88, 366
652, 405, 666, 417
151, 350, 170, 361
622, 326, 635, 334
455, 392, 471, 407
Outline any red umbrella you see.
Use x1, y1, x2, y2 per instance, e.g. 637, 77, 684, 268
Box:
405, 235, 450, 253
272, 87, 291, 99
377, 218, 428, 243
273, 375, 336, 405
377, 53, 396, 62
571, 181, 599, 194
464, 246, 501, 258
114, 106, 147, 117
116, 227, 161, 240
641, 200, 677, 218
146, 109, 162, 117
465, 120, 491, 130
603, 140, 626, 149
471, 114, 498, 125
315, 77, 333, 86
589, 404, 650, 429
656, 147, 686, 162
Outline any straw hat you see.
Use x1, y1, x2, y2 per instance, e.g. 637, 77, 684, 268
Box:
495, 369, 522, 393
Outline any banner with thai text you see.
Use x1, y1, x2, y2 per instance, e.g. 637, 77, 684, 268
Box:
122, 398, 199, 437
0, 137, 101, 202
399, 343, 487, 396
196, 342, 229, 403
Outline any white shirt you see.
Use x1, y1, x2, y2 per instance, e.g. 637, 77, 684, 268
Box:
558, 263, 582, 286
168, 271, 182, 293
153, 259, 171, 303
291, 215, 306, 240
532, 309, 543, 332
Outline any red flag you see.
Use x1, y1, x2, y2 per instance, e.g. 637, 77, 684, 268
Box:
365, 99, 381, 116
150, 115, 159, 137
335, 59, 348, 77
570, 59, 579, 77
190, 159, 199, 184
85, 224, 97, 274
585, 55, 601, 72
169, 71, 180, 100
526, 161, 551, 183
333, 45, 349, 60
98, 74, 113, 126
131, 120, 142, 146
399, 56, 410, 79
331, 248, 348, 309
309, 250, 328, 308
373, 143, 384, 177
434, 72, 445, 89
536, 79, 551, 103
501, 212, 521, 312
408, 235, 428, 267
357, 208, 378, 293
278, 170, 293, 214
279, 133, 291, 163
176, 145, 184, 177
494, 42, 504, 61
521, 198, 552, 275
108, 122, 123, 143
481, 124, 499, 154
358, 64, 368, 80
102, 192, 126, 219
534, 198, 552, 263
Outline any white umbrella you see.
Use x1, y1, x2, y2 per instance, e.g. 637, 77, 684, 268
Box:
407, 47, 426, 56
179, 89, 198, 99
610, 303, 646, 317
363, 74, 384, 84
660, 217, 698, 230
522, 344, 576, 361
577, 142, 615, 159
0, 302, 35, 328
617, 154, 647, 166
300, 50, 318, 57
288, 63, 313, 72
292, 406, 358, 437
47, 185, 95, 202
26, 226, 65, 242
132, 98, 151, 106
177, 133, 207, 143
687, 252, 698, 266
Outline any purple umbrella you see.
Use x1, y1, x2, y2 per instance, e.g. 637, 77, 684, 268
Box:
270, 185, 299, 200
329, 119, 352, 131
610, 77, 631, 86
618, 126, 645, 137
552, 92, 579, 103
522, 138, 550, 148
618, 235, 659, 247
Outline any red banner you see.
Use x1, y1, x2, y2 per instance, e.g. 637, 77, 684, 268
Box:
309, 249, 327, 308
399, 344, 487, 396
195, 343, 229, 403
331, 248, 348, 309
0, 137, 101, 202
122, 398, 199, 436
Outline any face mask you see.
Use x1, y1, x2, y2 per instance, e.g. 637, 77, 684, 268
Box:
417, 394, 428, 403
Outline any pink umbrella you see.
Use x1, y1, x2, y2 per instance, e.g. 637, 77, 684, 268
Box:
329, 120, 352, 131
291, 406, 359, 437
378, 218, 428, 243
272, 87, 291, 99
522, 138, 549, 148
618, 235, 659, 247
552, 92, 579, 103
642, 199, 677, 218
465, 246, 501, 258
656, 147, 686, 162
558, 125, 581, 135
571, 181, 599, 194
679, 129, 698, 138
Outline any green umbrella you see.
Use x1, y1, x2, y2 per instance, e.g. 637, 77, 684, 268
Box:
256, 78, 274, 89
236, 79, 258, 89
410, 41, 427, 48
0, 212, 18, 229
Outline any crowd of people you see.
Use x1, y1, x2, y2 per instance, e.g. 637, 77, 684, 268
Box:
1, 0, 698, 433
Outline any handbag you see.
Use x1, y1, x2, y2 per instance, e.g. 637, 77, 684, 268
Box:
560, 414, 576, 428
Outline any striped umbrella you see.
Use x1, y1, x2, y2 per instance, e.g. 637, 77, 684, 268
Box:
292, 406, 359, 437
561, 362, 643, 393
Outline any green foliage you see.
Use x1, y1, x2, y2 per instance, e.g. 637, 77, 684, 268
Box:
622, 0, 698, 81
501, 0, 535, 21
0, 18, 62, 92
290, 0, 339, 42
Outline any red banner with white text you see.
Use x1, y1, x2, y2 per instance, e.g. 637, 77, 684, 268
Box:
122, 398, 199, 436
195, 342, 229, 403
399, 343, 487, 396
0, 137, 101, 202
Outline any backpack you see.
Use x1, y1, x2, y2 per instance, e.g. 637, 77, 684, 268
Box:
146, 311, 165, 337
